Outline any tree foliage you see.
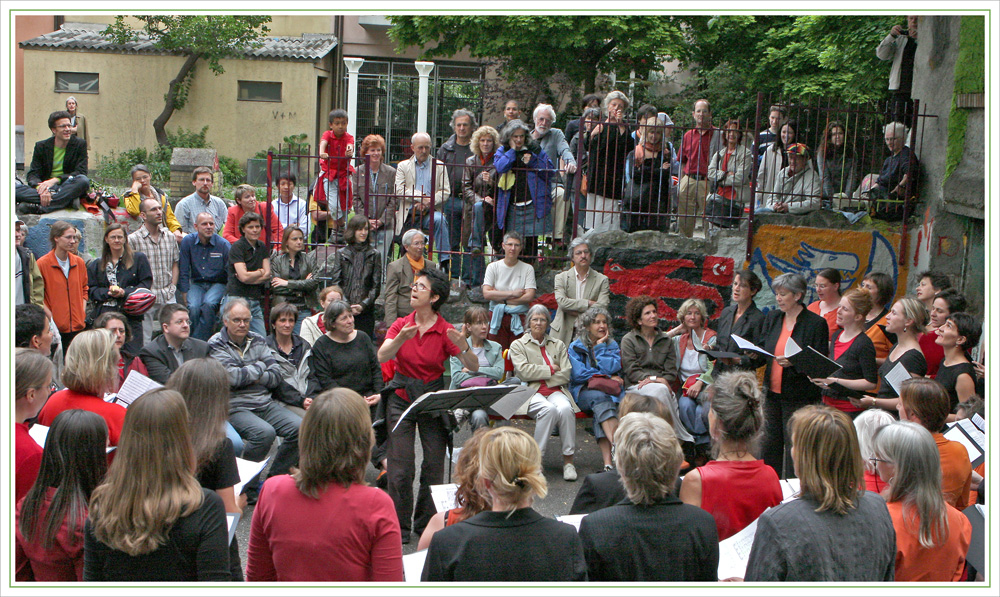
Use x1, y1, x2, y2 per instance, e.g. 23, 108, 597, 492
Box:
102, 15, 271, 146
388, 16, 687, 93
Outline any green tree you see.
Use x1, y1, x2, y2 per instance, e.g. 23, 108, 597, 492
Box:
388, 16, 687, 93
102, 16, 271, 146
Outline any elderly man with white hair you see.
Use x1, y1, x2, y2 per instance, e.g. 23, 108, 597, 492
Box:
531, 103, 577, 247
870, 121, 920, 221
394, 132, 452, 271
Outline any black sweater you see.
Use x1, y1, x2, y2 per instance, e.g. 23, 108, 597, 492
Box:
754, 307, 830, 401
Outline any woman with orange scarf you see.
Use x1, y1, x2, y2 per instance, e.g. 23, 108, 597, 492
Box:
623, 115, 673, 232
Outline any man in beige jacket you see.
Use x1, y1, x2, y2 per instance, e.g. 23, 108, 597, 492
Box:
551, 238, 610, 346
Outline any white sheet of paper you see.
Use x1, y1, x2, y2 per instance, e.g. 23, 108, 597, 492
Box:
944, 425, 982, 463
28, 424, 49, 448
884, 361, 911, 397
402, 549, 428, 582
115, 370, 163, 407
955, 418, 986, 450
780, 478, 801, 503
430, 483, 458, 513
971, 413, 985, 432
227, 512, 241, 545
489, 385, 534, 420
784, 336, 802, 357
233, 457, 269, 497
557, 514, 586, 531
731, 334, 774, 358
717, 515, 762, 580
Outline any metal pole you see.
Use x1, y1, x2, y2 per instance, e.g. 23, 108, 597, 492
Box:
415, 61, 435, 135
745, 92, 765, 264
897, 99, 919, 266
343, 57, 365, 142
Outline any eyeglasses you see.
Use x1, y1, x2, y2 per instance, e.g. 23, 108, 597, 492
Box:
410, 283, 429, 291
230, 318, 251, 325
869, 457, 893, 465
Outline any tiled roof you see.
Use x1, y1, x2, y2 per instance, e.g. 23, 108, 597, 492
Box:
20, 23, 338, 62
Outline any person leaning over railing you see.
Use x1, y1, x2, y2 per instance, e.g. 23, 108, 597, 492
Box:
706, 119, 754, 227
623, 115, 674, 232
755, 143, 822, 215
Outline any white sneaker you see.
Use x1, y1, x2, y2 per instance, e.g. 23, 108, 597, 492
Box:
563, 463, 578, 482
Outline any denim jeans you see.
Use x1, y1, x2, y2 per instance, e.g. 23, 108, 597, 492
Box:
443, 196, 464, 252
187, 282, 227, 341
225, 421, 245, 457
422, 211, 451, 268
228, 401, 302, 478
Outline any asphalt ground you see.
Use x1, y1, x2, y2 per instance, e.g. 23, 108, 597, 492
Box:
233, 417, 604, 565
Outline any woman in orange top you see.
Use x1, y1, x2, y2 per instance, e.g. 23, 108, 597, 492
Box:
872, 421, 971, 581
223, 184, 283, 246
860, 272, 896, 365
897, 378, 972, 509
807, 268, 842, 335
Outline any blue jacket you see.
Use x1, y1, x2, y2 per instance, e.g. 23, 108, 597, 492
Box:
178, 232, 230, 293
568, 338, 624, 402
494, 147, 554, 226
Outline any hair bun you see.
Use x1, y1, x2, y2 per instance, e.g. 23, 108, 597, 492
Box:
512, 476, 526, 488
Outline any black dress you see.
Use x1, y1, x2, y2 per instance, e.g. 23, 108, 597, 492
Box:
934, 360, 976, 412
711, 301, 765, 376
876, 347, 927, 399
623, 150, 670, 232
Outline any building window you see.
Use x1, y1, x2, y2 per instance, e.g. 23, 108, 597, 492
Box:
55, 72, 99, 94
238, 81, 282, 102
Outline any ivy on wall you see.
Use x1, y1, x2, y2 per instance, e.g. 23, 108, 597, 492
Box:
945, 15, 985, 181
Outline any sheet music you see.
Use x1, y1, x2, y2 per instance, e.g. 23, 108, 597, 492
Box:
28, 424, 49, 448
115, 370, 163, 407
944, 424, 983, 464
233, 457, 269, 497
430, 483, 458, 513
489, 385, 534, 420
784, 336, 802, 357
717, 515, 762, 580
731, 334, 774, 358
226, 512, 241, 545
402, 549, 428, 582
557, 514, 586, 531
884, 361, 911, 397
971, 413, 985, 432
780, 478, 801, 503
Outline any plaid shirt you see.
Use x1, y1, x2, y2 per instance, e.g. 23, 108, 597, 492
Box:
128, 225, 179, 304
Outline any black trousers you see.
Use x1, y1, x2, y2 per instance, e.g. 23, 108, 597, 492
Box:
761, 390, 818, 479
385, 391, 449, 537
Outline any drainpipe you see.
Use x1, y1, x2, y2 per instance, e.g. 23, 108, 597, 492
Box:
415, 61, 435, 133
343, 57, 365, 141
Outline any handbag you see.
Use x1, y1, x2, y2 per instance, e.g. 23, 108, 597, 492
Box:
459, 375, 496, 388
705, 193, 741, 228
586, 374, 622, 396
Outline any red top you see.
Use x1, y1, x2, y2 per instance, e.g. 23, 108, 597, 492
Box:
807, 300, 840, 335
15, 423, 43, 504
245, 475, 403, 582
317, 130, 356, 211
823, 334, 863, 413
222, 204, 283, 246
37, 389, 126, 446
864, 470, 888, 494
681, 127, 715, 176
15, 488, 85, 581
697, 459, 782, 541
919, 331, 945, 377
770, 322, 794, 394
886, 500, 971, 581
386, 312, 461, 391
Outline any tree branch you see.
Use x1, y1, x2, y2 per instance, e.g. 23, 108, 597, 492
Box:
152, 52, 201, 146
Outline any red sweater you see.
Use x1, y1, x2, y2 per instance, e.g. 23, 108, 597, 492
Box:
37, 389, 126, 446
316, 130, 355, 211
698, 459, 782, 541
15, 423, 43, 504
245, 475, 403, 581
222, 204, 283, 247
16, 488, 86, 581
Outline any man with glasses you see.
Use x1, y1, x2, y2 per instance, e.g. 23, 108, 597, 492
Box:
37, 221, 88, 355
209, 297, 301, 504
482, 231, 536, 350
394, 132, 452, 274
16, 111, 90, 214
139, 304, 210, 384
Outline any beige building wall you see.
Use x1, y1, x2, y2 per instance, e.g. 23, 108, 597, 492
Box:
22, 49, 331, 165
65, 14, 335, 36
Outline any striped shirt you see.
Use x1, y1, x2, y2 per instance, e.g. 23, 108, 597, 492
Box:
128, 225, 179, 304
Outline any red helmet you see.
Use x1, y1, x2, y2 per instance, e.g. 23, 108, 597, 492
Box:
123, 288, 156, 316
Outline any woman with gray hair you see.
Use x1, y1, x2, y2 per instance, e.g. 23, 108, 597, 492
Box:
508, 303, 578, 481
584, 90, 636, 232
853, 408, 896, 493
578, 412, 719, 581
753, 272, 830, 477
568, 306, 623, 471
494, 119, 554, 261
872, 421, 972, 581
672, 298, 718, 453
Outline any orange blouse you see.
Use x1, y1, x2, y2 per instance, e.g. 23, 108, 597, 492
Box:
808, 300, 840, 336
934, 432, 972, 509
886, 500, 971, 582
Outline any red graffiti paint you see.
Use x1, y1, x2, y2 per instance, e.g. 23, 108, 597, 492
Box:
603, 257, 729, 320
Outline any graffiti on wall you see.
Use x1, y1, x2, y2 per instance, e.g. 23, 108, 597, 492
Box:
748, 225, 908, 310
538, 248, 737, 337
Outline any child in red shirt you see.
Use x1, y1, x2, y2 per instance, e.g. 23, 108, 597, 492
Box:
317, 108, 355, 238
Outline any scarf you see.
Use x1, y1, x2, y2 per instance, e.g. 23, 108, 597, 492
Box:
633, 140, 662, 163
407, 254, 425, 273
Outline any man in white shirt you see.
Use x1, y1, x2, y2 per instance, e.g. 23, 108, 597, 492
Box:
270, 171, 311, 235
482, 231, 536, 350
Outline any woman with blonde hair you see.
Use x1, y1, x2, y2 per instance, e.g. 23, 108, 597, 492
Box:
579, 412, 719, 580
744, 405, 895, 581
37, 329, 126, 445
462, 125, 500, 275
246, 388, 402, 581
680, 371, 782, 541
672, 297, 717, 451
417, 428, 491, 550
811, 288, 879, 417
872, 421, 972, 581
422, 427, 586, 582
83, 388, 230, 580
855, 296, 927, 412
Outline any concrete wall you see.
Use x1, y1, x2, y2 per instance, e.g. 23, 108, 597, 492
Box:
22, 48, 329, 165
